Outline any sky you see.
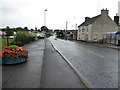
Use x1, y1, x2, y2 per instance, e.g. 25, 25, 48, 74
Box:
0, 0, 120, 30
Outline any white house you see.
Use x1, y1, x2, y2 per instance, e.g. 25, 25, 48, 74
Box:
77, 9, 118, 42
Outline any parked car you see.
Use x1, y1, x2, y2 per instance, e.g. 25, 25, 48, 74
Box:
9, 36, 14, 39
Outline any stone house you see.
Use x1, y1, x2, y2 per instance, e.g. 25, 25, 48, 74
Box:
77, 9, 118, 42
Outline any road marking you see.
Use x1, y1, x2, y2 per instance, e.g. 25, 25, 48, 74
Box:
87, 50, 105, 58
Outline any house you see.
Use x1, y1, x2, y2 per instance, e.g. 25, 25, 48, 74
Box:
77, 9, 118, 43
66, 30, 77, 40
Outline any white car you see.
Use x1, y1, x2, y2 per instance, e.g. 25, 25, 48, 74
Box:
9, 36, 14, 39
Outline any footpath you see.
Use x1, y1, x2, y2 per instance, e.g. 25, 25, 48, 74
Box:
2, 39, 87, 89
74, 40, 120, 50
2, 39, 45, 88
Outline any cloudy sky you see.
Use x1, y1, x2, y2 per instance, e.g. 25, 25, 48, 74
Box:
0, 0, 120, 30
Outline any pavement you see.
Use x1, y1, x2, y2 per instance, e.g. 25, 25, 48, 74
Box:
2, 39, 87, 89
74, 40, 120, 50
41, 39, 86, 88
92, 43, 120, 50
2, 39, 45, 88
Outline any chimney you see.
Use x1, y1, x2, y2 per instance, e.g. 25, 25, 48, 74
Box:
101, 8, 109, 16
114, 14, 119, 26
85, 17, 90, 21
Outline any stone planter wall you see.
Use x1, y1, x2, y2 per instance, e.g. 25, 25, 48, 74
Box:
2, 57, 27, 64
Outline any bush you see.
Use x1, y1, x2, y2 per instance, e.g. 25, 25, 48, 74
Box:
14, 31, 36, 46
8, 45, 19, 50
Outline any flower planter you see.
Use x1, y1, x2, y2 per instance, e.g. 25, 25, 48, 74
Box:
2, 57, 27, 64
1, 45, 28, 65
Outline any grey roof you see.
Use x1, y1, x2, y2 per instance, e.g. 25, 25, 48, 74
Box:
78, 15, 101, 27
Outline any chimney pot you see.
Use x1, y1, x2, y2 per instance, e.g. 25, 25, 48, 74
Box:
85, 17, 90, 21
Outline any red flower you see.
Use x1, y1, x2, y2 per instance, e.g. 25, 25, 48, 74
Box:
4, 46, 8, 49
12, 49, 15, 51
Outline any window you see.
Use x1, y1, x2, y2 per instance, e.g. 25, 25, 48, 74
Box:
82, 29, 85, 32
86, 27, 88, 32
86, 34, 88, 40
93, 34, 97, 40
82, 33, 84, 39
79, 34, 81, 39
78, 28, 81, 32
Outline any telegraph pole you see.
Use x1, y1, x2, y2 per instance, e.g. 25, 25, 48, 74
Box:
44, 9, 47, 26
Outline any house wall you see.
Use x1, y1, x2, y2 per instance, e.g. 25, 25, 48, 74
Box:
77, 25, 92, 41
92, 11, 118, 42
118, 26, 120, 31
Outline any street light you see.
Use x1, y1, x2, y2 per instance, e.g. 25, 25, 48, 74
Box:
44, 9, 47, 26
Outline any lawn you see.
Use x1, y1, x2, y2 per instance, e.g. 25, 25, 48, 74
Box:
0, 39, 14, 51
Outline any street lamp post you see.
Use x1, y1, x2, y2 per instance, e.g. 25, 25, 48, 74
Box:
44, 9, 47, 26
65, 21, 68, 40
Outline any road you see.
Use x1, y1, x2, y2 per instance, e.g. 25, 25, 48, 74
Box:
48, 36, 119, 88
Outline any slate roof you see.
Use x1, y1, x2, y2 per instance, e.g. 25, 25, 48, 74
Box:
78, 15, 101, 27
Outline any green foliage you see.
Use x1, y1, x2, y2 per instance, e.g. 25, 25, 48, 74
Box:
46, 32, 53, 37
14, 31, 36, 46
41, 26, 49, 32
5, 26, 14, 36
8, 45, 19, 50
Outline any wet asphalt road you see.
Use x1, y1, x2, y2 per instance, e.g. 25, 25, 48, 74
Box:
2, 39, 45, 88
48, 36, 119, 88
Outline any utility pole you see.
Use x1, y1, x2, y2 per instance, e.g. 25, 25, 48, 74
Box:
75, 24, 77, 30
44, 9, 47, 26
66, 21, 68, 30
65, 21, 68, 40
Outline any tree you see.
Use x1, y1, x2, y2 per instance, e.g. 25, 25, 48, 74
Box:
41, 26, 49, 32
30, 29, 34, 33
56, 30, 65, 39
24, 27, 29, 32
38, 29, 41, 32
16, 27, 24, 32
5, 26, 14, 46
5, 26, 14, 36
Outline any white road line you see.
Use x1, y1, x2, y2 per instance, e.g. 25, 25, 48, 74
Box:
87, 50, 105, 58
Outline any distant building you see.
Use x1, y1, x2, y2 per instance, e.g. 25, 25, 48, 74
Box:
77, 9, 118, 43
66, 30, 77, 40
